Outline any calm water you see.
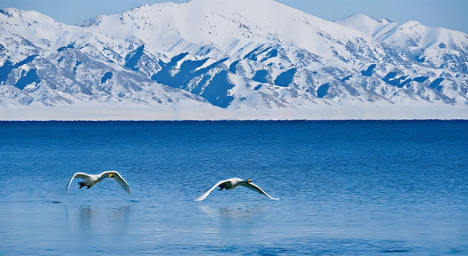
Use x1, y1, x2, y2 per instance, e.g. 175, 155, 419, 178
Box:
0, 121, 467, 255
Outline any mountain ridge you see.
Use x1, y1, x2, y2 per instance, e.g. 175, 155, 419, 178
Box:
0, 0, 467, 120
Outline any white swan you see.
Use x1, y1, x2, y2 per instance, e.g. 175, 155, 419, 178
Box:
194, 178, 279, 201
65, 171, 132, 198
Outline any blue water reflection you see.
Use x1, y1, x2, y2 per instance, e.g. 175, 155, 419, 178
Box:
0, 121, 467, 255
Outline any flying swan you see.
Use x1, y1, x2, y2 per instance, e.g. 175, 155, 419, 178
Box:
194, 178, 279, 201
65, 171, 132, 198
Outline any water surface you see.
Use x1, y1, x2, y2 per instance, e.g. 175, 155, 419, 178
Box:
0, 121, 467, 255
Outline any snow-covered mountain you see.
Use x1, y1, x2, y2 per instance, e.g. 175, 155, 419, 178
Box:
0, 0, 467, 120
336, 14, 468, 73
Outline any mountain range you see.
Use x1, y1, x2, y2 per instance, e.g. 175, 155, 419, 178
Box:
1, 0, 467, 120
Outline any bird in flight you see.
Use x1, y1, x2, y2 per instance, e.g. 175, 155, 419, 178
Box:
194, 178, 279, 201
65, 171, 132, 198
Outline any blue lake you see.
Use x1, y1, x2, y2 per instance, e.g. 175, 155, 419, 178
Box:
0, 121, 467, 255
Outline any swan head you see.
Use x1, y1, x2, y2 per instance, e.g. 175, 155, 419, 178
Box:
109, 173, 114, 178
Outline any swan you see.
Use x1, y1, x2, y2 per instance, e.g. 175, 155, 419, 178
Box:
65, 171, 132, 198
194, 178, 279, 201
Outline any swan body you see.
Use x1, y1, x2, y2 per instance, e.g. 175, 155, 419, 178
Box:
194, 178, 279, 201
65, 171, 132, 198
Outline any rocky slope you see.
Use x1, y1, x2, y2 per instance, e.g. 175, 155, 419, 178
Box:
0, 0, 467, 119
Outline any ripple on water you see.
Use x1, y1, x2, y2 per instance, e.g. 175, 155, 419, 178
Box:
0, 121, 467, 255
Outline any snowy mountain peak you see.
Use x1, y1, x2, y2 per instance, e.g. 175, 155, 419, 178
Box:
336, 14, 398, 37
80, 0, 371, 60
0, 7, 58, 24
0, 0, 467, 119
337, 14, 468, 51
338, 14, 392, 25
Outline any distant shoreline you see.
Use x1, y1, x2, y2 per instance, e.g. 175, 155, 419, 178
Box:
1, 103, 467, 121
1, 120, 467, 122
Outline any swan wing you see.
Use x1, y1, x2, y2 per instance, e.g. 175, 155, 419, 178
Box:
241, 182, 279, 200
65, 172, 89, 198
194, 179, 231, 201
101, 171, 132, 194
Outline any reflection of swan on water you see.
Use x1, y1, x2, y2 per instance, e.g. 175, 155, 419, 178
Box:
194, 178, 279, 201
65, 205, 131, 230
198, 205, 269, 219
65, 171, 132, 198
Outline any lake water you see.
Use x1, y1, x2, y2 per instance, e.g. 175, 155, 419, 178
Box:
0, 121, 467, 255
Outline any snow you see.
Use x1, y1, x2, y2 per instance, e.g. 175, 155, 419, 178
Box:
0, 0, 467, 120
1, 100, 466, 121
79, 0, 376, 61
336, 13, 468, 51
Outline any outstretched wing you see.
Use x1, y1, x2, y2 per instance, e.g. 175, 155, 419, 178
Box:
65, 172, 89, 198
241, 182, 279, 200
100, 171, 132, 194
194, 179, 231, 201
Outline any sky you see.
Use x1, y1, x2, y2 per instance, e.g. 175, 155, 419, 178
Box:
0, 0, 467, 34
